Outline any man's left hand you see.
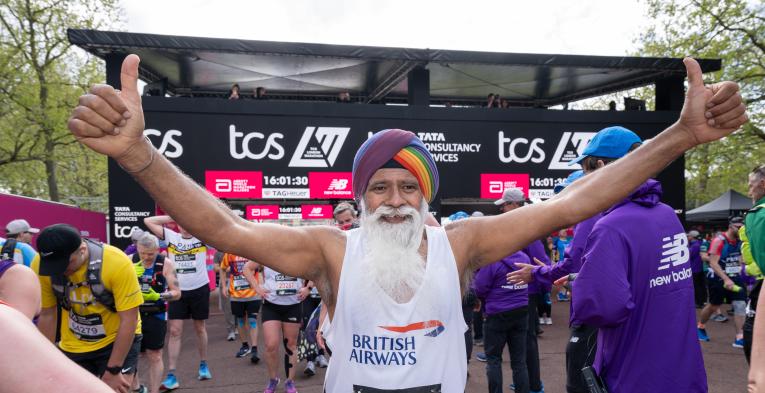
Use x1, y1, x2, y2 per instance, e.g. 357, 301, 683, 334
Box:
677, 58, 747, 146
298, 287, 310, 301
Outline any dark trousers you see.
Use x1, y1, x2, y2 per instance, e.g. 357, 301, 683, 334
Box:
473, 309, 484, 340
566, 324, 598, 393
535, 292, 551, 318
693, 272, 708, 307
744, 315, 755, 364
463, 305, 474, 361
526, 296, 543, 391
485, 307, 529, 393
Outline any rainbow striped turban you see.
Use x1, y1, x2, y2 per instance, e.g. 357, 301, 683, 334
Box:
352, 129, 439, 203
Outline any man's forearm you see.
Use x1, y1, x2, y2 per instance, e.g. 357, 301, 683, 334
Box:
708, 258, 730, 282
125, 139, 240, 250
107, 310, 138, 368
37, 308, 57, 343
559, 124, 692, 225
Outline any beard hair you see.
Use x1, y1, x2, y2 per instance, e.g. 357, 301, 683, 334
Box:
359, 198, 430, 304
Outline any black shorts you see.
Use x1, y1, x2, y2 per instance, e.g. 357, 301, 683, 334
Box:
64, 334, 142, 376
140, 314, 167, 351
261, 300, 302, 324
168, 284, 210, 320
231, 299, 262, 318
708, 276, 747, 305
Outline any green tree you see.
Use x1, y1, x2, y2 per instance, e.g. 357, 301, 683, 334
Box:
0, 0, 120, 211
636, 0, 765, 209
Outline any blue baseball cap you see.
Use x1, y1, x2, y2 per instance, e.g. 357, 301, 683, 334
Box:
553, 170, 584, 194
449, 211, 470, 222
568, 126, 642, 166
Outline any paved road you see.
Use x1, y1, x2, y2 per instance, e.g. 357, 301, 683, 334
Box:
138, 291, 749, 392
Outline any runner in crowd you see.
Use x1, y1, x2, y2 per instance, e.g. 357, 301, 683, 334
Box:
0, 235, 41, 320
214, 250, 239, 341
130, 233, 181, 393
552, 229, 572, 302
67, 54, 746, 391
301, 279, 328, 376
743, 165, 765, 364
124, 228, 144, 256
220, 252, 262, 364
697, 217, 747, 347
0, 303, 114, 392
473, 238, 533, 393
144, 215, 212, 389
748, 165, 765, 390
34, 224, 143, 393
509, 127, 642, 393
688, 230, 708, 308
247, 263, 305, 393
2, 219, 40, 266
333, 202, 358, 230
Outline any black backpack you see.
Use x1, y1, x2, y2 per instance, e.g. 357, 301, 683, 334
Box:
51, 238, 116, 312
0, 238, 16, 262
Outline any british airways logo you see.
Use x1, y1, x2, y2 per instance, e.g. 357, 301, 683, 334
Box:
379, 320, 445, 337
349, 320, 445, 366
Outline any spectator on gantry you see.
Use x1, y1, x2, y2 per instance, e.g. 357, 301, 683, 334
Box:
485, 93, 495, 108
229, 84, 241, 100
254, 87, 267, 100
2, 219, 40, 266
337, 92, 351, 103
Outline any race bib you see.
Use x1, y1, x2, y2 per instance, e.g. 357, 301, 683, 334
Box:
68, 312, 106, 341
141, 282, 151, 292
175, 260, 197, 274
275, 275, 299, 296
725, 265, 742, 275
233, 276, 250, 291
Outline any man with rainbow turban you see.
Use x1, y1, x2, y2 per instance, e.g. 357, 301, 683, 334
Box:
67, 54, 747, 392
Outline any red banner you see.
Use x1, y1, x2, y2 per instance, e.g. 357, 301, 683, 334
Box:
301, 204, 334, 219
245, 205, 280, 220
205, 170, 263, 198
309, 172, 353, 199
480, 173, 530, 199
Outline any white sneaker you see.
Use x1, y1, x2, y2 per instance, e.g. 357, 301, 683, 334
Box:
544, 317, 552, 325
304, 360, 316, 376
226, 331, 236, 341
316, 354, 329, 368
538, 317, 544, 325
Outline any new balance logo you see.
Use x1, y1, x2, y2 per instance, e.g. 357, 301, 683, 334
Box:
659, 233, 689, 270
288, 127, 350, 167
548, 132, 596, 170
328, 179, 349, 191
310, 207, 323, 215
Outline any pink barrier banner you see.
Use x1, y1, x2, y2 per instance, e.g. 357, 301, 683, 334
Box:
480, 174, 530, 199
204, 170, 263, 198
309, 172, 353, 199
246, 205, 280, 220
0, 193, 107, 244
301, 204, 334, 220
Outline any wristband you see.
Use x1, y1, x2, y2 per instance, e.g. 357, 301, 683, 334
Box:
117, 136, 155, 174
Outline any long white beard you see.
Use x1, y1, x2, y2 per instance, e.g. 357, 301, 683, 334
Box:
359, 199, 430, 304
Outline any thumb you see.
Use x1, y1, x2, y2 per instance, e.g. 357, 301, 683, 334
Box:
120, 54, 141, 98
683, 57, 704, 89
533, 257, 546, 267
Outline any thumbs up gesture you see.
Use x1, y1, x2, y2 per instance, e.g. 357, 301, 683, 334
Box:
678, 57, 747, 145
68, 54, 147, 161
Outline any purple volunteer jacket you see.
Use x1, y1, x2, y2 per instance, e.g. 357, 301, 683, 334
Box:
473, 251, 529, 315
523, 240, 552, 294
689, 239, 703, 274
571, 180, 707, 392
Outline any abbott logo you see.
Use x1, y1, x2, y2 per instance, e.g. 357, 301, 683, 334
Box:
548, 132, 596, 170
289, 127, 350, 167
215, 179, 232, 193
489, 181, 517, 194
328, 179, 349, 191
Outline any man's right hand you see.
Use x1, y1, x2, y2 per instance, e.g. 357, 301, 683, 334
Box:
68, 54, 146, 161
221, 286, 229, 298
101, 372, 130, 393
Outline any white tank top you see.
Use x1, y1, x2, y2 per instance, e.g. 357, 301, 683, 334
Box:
324, 226, 468, 392
163, 228, 209, 291
263, 267, 304, 306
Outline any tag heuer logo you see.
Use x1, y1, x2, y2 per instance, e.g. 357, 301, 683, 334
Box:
288, 127, 350, 168
548, 132, 596, 170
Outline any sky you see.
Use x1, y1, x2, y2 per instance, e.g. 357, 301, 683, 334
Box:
120, 0, 650, 56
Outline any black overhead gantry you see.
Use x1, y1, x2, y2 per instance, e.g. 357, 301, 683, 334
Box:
68, 29, 717, 110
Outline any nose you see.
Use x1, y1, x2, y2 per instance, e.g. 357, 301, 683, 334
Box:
386, 187, 406, 209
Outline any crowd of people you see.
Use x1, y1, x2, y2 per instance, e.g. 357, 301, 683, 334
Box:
0, 54, 762, 393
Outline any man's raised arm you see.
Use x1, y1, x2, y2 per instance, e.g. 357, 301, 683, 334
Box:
67, 54, 331, 280
454, 58, 747, 269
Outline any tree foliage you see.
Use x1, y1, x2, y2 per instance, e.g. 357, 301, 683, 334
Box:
0, 0, 120, 211
636, 0, 765, 209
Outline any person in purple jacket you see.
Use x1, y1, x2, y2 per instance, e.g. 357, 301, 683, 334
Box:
570, 179, 707, 392
493, 187, 548, 393
688, 230, 707, 308
473, 246, 533, 393
509, 127, 643, 393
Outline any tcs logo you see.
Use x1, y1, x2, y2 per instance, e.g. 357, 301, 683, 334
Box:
144, 129, 183, 158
